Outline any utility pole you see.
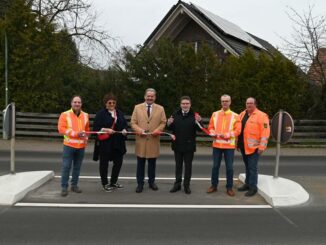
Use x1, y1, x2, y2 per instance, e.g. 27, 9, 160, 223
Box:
5, 29, 8, 106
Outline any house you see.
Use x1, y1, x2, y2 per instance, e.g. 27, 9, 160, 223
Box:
144, 1, 278, 61
307, 48, 326, 85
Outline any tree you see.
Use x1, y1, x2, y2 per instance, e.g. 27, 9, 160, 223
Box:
117, 39, 311, 118
0, 0, 89, 112
28, 0, 118, 68
281, 5, 326, 118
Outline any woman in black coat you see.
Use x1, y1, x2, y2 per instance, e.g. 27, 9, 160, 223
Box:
93, 93, 128, 192
167, 96, 201, 194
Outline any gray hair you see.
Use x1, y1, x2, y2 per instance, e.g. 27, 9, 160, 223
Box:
221, 94, 231, 101
144, 88, 157, 96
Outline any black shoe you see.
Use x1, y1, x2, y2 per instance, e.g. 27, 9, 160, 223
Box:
136, 185, 143, 193
170, 185, 181, 193
61, 188, 68, 197
149, 183, 158, 191
245, 189, 257, 197
184, 186, 191, 194
71, 186, 82, 193
237, 184, 249, 192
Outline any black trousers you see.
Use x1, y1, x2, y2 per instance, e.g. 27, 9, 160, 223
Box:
136, 157, 156, 185
99, 154, 123, 186
173, 151, 194, 187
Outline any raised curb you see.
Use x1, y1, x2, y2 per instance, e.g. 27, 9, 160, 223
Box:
0, 171, 54, 205
239, 173, 309, 207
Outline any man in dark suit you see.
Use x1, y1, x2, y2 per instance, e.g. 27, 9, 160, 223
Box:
167, 96, 201, 194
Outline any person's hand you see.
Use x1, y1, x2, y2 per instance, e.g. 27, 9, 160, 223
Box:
258, 149, 264, 155
222, 133, 231, 139
101, 128, 114, 134
139, 130, 148, 137
167, 116, 174, 125
77, 131, 86, 138
209, 130, 216, 137
122, 129, 127, 136
152, 129, 161, 136
195, 113, 201, 122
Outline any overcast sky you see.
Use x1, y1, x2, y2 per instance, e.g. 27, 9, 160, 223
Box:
91, 0, 326, 50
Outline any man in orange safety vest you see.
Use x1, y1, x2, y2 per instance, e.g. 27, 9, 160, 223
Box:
58, 95, 90, 197
237, 97, 270, 197
206, 94, 241, 197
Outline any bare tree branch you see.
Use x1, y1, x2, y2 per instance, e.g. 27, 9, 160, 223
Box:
29, 0, 120, 68
281, 5, 326, 79
281, 5, 326, 117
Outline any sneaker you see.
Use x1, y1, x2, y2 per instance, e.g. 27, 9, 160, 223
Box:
71, 186, 82, 193
110, 183, 124, 189
103, 184, 114, 192
61, 188, 68, 197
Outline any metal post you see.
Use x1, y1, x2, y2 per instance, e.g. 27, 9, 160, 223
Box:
10, 103, 15, 174
274, 109, 283, 178
5, 30, 8, 106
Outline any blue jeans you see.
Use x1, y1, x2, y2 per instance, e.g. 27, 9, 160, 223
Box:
61, 145, 85, 189
240, 148, 260, 191
211, 148, 234, 189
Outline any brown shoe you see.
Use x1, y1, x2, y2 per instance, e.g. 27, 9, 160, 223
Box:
207, 186, 217, 193
226, 189, 235, 197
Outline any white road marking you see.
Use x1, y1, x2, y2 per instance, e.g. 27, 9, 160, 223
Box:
54, 176, 235, 181
15, 203, 272, 209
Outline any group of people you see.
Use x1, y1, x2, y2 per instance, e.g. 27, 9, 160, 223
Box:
57, 88, 270, 198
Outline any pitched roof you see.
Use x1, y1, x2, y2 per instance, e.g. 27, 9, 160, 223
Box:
144, 1, 276, 56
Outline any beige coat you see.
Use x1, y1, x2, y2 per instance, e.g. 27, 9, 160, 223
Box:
131, 103, 167, 158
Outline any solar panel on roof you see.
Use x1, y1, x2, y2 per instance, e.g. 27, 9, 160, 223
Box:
191, 3, 266, 50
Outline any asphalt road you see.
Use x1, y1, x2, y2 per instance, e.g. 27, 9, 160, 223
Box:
0, 150, 326, 177
0, 144, 326, 244
0, 206, 325, 245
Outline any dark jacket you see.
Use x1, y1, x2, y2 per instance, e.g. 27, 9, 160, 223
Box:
93, 108, 127, 161
167, 109, 199, 153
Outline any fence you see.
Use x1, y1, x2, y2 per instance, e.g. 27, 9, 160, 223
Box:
1, 112, 326, 144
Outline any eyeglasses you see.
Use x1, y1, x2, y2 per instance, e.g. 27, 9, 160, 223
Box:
107, 101, 116, 105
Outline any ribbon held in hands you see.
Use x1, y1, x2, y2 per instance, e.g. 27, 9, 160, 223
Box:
194, 112, 211, 136
151, 129, 176, 141
86, 130, 176, 141
158, 131, 176, 141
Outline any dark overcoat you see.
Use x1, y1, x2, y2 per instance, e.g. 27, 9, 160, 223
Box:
93, 108, 127, 161
167, 109, 199, 153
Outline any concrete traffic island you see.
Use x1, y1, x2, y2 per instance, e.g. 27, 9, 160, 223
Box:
0, 171, 54, 205
239, 173, 309, 207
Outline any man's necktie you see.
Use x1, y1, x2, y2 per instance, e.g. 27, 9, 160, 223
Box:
147, 105, 151, 117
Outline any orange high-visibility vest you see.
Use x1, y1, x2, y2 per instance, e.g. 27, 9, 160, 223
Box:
208, 109, 241, 149
58, 109, 90, 149
238, 108, 270, 154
